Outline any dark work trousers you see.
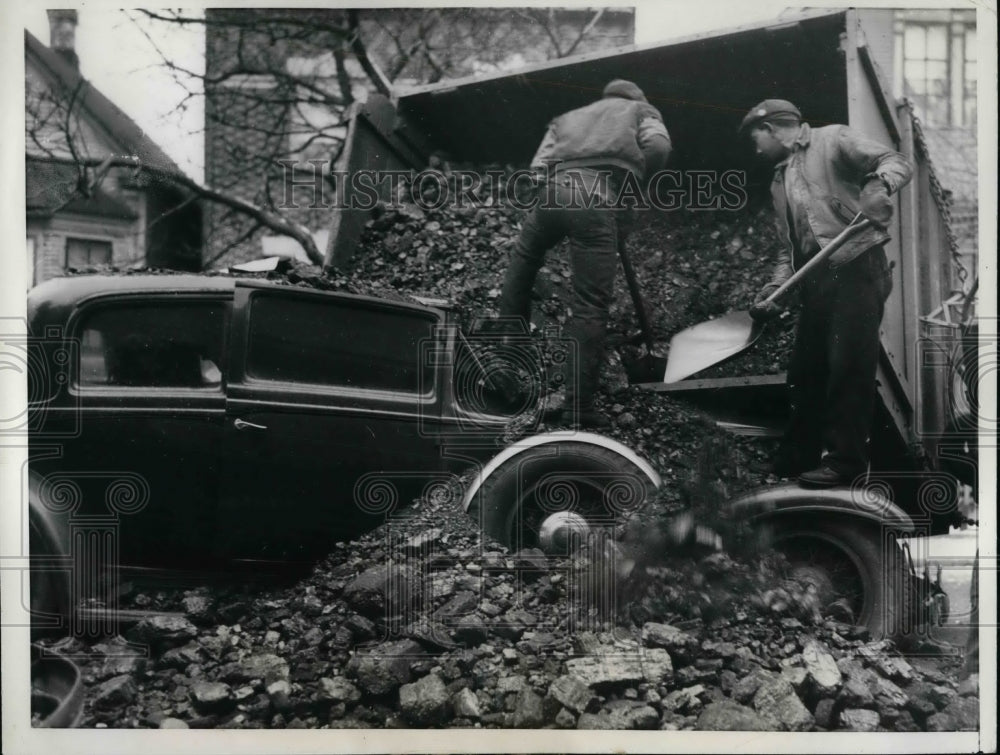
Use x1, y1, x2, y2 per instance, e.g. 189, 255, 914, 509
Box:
780, 245, 893, 476
497, 174, 619, 412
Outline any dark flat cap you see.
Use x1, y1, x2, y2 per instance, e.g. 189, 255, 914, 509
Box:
739, 99, 802, 133
603, 79, 647, 103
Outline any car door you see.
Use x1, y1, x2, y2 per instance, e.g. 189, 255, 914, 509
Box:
218, 281, 448, 562
45, 292, 229, 569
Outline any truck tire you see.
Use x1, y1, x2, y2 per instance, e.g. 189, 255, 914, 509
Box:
762, 515, 912, 640
469, 441, 656, 552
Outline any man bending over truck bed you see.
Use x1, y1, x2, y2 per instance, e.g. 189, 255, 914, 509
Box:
495, 79, 672, 429
741, 99, 913, 488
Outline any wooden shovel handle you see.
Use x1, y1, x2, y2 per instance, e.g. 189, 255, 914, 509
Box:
764, 214, 872, 304
618, 229, 656, 352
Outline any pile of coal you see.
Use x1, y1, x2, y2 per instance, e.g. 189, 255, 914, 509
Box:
335, 172, 800, 378
617, 207, 798, 378
48, 485, 976, 732
41, 386, 974, 732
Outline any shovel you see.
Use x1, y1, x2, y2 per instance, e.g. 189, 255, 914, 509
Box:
662, 214, 872, 384
616, 229, 669, 383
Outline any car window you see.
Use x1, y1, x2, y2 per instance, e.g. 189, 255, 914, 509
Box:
78, 301, 225, 389
246, 293, 434, 394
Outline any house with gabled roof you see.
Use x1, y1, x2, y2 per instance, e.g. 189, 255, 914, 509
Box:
25, 11, 202, 286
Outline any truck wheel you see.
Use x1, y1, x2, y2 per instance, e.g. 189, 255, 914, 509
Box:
469, 442, 655, 553
763, 516, 910, 639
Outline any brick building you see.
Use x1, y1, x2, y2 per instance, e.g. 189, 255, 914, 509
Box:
202, 8, 635, 268
25, 11, 202, 286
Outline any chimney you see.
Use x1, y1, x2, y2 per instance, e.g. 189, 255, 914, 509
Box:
47, 9, 79, 69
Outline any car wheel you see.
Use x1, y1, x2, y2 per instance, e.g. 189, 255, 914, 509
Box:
762, 516, 911, 639
469, 442, 656, 553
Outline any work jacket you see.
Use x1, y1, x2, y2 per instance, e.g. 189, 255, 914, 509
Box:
531, 96, 671, 182
767, 123, 913, 286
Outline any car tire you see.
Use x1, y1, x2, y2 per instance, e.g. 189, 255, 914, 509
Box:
761, 515, 912, 640
469, 441, 656, 552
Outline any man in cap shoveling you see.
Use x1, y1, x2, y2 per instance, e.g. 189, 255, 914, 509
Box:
740, 99, 912, 488
495, 79, 672, 429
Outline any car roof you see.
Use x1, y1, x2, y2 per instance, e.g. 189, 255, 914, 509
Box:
27, 273, 448, 332
27, 274, 235, 329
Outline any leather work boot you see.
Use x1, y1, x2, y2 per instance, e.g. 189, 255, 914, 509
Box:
798, 465, 855, 489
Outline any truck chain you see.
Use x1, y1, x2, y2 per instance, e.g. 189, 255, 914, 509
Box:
902, 98, 969, 287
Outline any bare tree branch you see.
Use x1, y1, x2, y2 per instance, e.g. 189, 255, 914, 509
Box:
33, 147, 325, 265
203, 220, 265, 267
347, 10, 392, 97
332, 46, 354, 106
159, 164, 323, 263
564, 9, 605, 58
518, 9, 564, 58
38, 8, 622, 270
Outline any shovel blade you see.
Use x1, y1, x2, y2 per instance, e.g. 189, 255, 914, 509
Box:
663, 311, 759, 383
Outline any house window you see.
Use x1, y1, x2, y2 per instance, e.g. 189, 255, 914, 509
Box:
217, 73, 279, 90
66, 237, 113, 268
963, 28, 977, 126
902, 23, 949, 127
284, 54, 353, 168
288, 94, 347, 166
896, 11, 977, 128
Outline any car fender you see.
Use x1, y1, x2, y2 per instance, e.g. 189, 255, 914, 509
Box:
32, 643, 84, 728
727, 482, 915, 533
27, 466, 74, 636
28, 467, 72, 556
460, 431, 662, 512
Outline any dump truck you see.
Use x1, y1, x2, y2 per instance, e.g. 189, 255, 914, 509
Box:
321, 8, 983, 641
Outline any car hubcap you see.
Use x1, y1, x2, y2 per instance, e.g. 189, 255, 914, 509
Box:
538, 511, 591, 554
788, 563, 837, 604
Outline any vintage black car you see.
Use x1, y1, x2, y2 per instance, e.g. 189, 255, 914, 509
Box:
26, 274, 660, 629
27, 274, 926, 640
